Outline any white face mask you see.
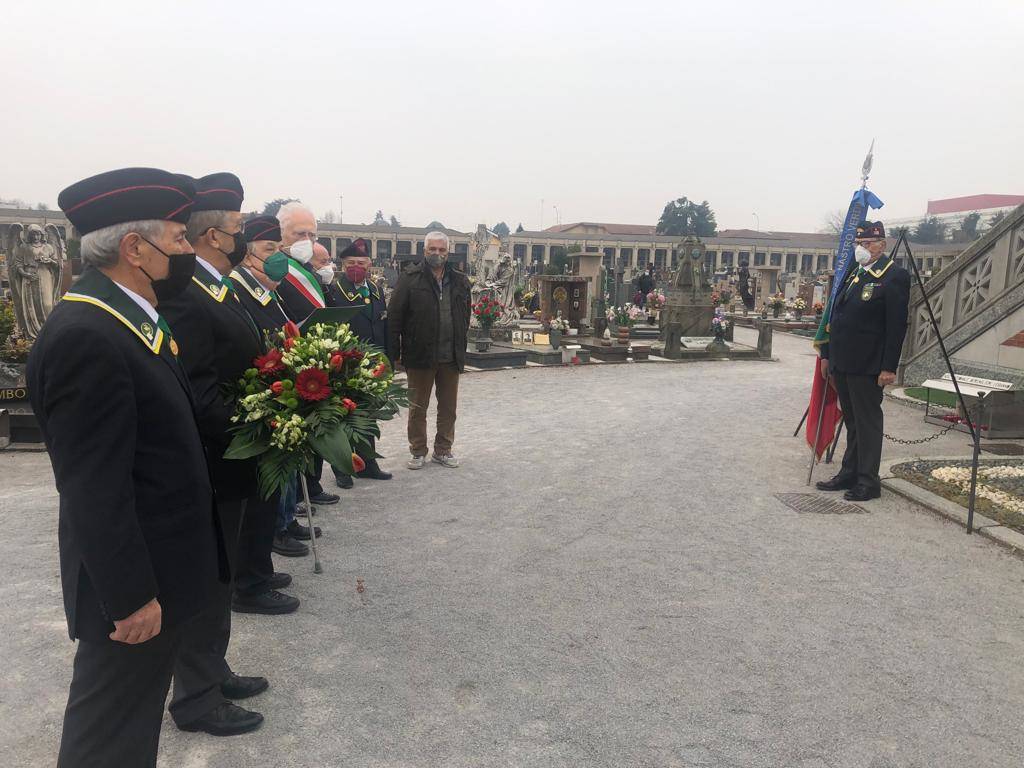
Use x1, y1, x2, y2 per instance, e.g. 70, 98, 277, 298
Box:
316, 264, 335, 284
290, 238, 314, 264
854, 244, 873, 266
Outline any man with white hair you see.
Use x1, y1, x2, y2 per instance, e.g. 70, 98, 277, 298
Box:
275, 201, 326, 324
272, 202, 342, 506
388, 230, 471, 469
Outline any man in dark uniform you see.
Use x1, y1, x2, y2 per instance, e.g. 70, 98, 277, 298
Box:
29, 167, 228, 767
160, 173, 268, 735
227, 216, 305, 611
816, 221, 910, 501
326, 238, 393, 486
230, 216, 314, 559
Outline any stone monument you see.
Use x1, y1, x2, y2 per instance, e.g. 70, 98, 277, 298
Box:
661, 235, 715, 359
471, 252, 520, 329
6, 223, 66, 341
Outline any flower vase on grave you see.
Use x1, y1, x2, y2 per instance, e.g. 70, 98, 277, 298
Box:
794, 309, 803, 320
474, 326, 493, 352
772, 305, 782, 318
550, 329, 562, 350
617, 325, 630, 344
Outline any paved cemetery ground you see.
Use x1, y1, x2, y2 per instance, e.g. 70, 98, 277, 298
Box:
3, 328, 1024, 767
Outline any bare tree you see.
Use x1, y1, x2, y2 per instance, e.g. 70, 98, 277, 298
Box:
819, 209, 845, 235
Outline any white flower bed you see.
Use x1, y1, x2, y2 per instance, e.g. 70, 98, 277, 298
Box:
930, 465, 1024, 514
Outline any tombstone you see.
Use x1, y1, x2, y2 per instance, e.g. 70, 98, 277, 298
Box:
661, 235, 715, 359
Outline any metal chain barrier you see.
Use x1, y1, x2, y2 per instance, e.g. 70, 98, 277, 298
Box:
883, 421, 958, 445
883, 400, 975, 445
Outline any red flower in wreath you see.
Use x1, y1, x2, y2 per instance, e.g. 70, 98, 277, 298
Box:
341, 398, 357, 413
351, 453, 366, 473
283, 320, 301, 339
295, 368, 331, 401
254, 348, 285, 375
371, 363, 388, 378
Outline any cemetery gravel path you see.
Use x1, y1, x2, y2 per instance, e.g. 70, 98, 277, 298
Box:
2, 328, 1023, 767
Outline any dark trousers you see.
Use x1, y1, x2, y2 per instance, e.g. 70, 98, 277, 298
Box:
58, 627, 182, 768
169, 499, 246, 725
833, 371, 884, 490
235, 493, 278, 597
305, 459, 326, 497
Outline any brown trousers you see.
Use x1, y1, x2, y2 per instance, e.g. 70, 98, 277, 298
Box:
406, 364, 460, 457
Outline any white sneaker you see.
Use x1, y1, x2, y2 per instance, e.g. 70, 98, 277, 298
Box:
431, 453, 460, 468
407, 455, 427, 470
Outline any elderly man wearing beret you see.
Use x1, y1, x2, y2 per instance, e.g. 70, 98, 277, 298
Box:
30, 168, 229, 767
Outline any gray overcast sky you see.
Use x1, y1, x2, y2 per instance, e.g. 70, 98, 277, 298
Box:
3, 0, 1022, 233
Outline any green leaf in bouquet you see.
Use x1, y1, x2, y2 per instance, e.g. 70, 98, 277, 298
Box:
257, 447, 302, 500
309, 423, 354, 475
224, 428, 271, 460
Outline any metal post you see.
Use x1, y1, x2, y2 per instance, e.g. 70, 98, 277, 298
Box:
966, 396, 985, 534
298, 474, 323, 574
826, 421, 843, 464
793, 405, 809, 437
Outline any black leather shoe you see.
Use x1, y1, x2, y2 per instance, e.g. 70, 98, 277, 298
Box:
219, 674, 269, 700
179, 702, 264, 736
334, 472, 354, 489
287, 519, 322, 540
357, 464, 393, 480
271, 532, 309, 557
232, 589, 300, 615
268, 571, 292, 589
815, 474, 857, 492
294, 502, 317, 518
844, 485, 881, 501
309, 491, 339, 505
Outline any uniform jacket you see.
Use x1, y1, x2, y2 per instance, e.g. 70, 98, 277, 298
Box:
821, 254, 911, 375
160, 262, 264, 501
230, 266, 289, 337
387, 261, 471, 371
327, 274, 390, 357
27, 268, 227, 641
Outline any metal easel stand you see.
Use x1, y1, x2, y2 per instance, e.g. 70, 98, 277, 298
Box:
298, 474, 324, 573
898, 232, 982, 534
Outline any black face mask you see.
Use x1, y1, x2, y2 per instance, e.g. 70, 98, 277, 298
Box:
214, 227, 248, 267
139, 237, 196, 302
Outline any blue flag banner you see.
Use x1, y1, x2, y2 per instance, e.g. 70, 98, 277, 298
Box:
829, 188, 884, 306
813, 187, 883, 348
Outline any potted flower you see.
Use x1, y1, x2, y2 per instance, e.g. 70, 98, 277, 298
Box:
547, 313, 570, 349
472, 295, 503, 351
813, 301, 824, 319
792, 297, 807, 320
768, 293, 786, 318
606, 304, 643, 344
645, 289, 666, 323
706, 309, 730, 351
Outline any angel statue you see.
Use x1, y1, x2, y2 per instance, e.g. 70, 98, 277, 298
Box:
6, 223, 66, 340
471, 253, 521, 326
